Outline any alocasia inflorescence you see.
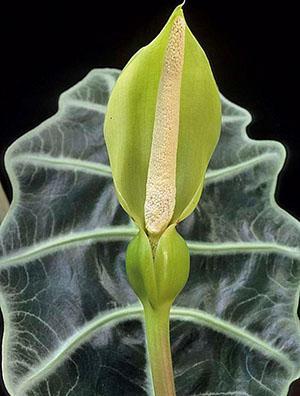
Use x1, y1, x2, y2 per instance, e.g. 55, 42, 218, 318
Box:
0, 4, 299, 396
104, 5, 221, 394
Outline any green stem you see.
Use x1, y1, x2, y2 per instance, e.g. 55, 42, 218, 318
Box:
143, 302, 176, 396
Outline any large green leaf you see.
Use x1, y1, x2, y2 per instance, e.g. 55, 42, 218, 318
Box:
0, 69, 299, 396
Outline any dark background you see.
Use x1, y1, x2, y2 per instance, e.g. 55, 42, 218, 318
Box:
0, 0, 299, 394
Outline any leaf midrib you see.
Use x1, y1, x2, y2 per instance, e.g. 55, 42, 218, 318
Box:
14, 304, 296, 395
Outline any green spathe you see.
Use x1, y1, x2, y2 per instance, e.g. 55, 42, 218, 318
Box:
104, 5, 221, 231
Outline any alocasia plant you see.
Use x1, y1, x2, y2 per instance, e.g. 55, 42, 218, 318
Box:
0, 4, 300, 396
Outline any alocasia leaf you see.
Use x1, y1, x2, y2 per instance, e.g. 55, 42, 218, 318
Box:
0, 68, 300, 396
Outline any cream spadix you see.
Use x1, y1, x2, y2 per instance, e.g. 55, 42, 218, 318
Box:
104, 5, 221, 234
144, 16, 185, 235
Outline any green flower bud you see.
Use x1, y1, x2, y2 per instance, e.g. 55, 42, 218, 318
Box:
126, 225, 189, 308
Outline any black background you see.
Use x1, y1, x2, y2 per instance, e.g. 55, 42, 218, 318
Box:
0, 1, 299, 395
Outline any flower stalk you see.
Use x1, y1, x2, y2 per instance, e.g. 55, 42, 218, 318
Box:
126, 225, 190, 396
143, 302, 175, 396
